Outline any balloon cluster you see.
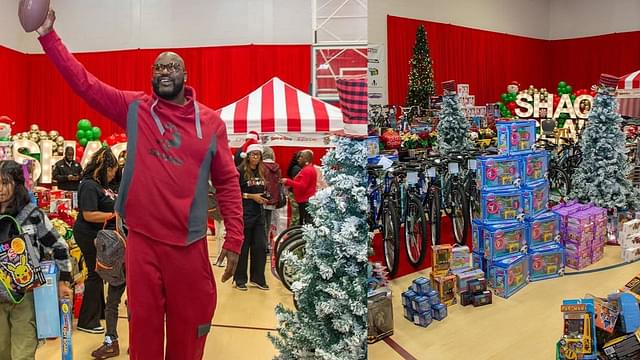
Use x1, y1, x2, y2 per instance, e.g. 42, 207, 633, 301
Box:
105, 132, 127, 146
76, 119, 102, 147
11, 124, 67, 156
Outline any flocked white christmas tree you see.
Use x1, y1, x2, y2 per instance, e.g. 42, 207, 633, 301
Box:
269, 137, 368, 360
570, 75, 640, 210
436, 81, 474, 155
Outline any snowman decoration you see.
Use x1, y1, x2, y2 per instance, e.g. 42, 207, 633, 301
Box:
507, 81, 520, 95
0, 116, 13, 141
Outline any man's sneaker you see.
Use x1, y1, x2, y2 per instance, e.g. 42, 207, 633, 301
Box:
91, 339, 120, 359
250, 282, 270, 290
77, 326, 105, 334
234, 283, 248, 291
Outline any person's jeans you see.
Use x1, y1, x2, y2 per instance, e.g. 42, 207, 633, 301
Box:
73, 226, 105, 329
233, 216, 267, 286
264, 209, 273, 254
299, 202, 312, 225
0, 292, 38, 360
105, 282, 126, 339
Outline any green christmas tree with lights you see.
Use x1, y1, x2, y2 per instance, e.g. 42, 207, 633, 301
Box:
269, 137, 368, 360
406, 25, 435, 109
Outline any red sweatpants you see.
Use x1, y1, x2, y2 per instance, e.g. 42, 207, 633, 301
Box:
125, 230, 217, 360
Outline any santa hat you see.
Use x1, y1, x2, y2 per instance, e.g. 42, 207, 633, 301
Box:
245, 131, 260, 141
599, 73, 618, 91
0, 116, 15, 126
442, 80, 457, 95
242, 144, 263, 158
510, 81, 520, 88
239, 137, 259, 159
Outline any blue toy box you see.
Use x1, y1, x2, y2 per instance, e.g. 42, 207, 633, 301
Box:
496, 119, 536, 155
426, 290, 440, 306
403, 306, 415, 321
33, 261, 61, 339
528, 243, 565, 281
522, 150, 548, 185
482, 222, 527, 261
476, 155, 523, 190
523, 180, 549, 219
411, 277, 431, 295
472, 251, 488, 274
411, 295, 430, 313
609, 292, 640, 334
472, 221, 484, 253
455, 268, 485, 294
489, 254, 529, 299
527, 211, 561, 250
413, 310, 433, 327
476, 189, 524, 223
431, 303, 447, 321
402, 289, 418, 308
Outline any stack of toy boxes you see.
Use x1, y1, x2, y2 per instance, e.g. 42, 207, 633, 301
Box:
449, 245, 485, 295
472, 119, 543, 298
401, 277, 448, 327
460, 278, 492, 307
430, 245, 458, 306
553, 202, 608, 270
620, 219, 640, 262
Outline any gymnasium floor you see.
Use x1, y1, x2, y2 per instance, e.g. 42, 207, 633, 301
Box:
368, 245, 640, 360
35, 238, 293, 359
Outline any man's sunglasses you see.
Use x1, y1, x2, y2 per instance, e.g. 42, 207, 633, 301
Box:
152, 62, 183, 74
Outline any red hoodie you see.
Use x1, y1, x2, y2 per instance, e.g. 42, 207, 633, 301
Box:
284, 165, 317, 203
39, 31, 244, 253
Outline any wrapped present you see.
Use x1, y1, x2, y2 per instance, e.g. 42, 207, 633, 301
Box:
368, 291, 394, 343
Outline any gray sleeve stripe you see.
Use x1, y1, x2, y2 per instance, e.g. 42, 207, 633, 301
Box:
186, 131, 218, 243
115, 101, 140, 218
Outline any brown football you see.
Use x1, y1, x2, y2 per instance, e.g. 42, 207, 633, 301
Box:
18, 0, 50, 33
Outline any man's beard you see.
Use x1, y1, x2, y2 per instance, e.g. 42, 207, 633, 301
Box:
152, 77, 184, 100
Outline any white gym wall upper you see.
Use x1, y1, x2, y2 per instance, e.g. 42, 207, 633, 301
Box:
1, 0, 313, 53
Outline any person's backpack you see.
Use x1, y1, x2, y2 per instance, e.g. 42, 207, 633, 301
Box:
0, 205, 46, 304
94, 227, 126, 286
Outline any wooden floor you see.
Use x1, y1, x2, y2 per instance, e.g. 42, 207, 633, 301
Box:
368, 245, 640, 360
35, 238, 294, 359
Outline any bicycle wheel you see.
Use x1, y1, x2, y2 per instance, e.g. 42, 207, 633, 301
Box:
429, 188, 441, 247
548, 166, 571, 201
450, 185, 470, 246
381, 198, 400, 277
274, 225, 303, 255
274, 229, 303, 281
276, 235, 306, 292
405, 196, 428, 267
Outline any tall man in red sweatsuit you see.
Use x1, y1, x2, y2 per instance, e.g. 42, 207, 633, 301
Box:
282, 150, 318, 225
34, 10, 244, 360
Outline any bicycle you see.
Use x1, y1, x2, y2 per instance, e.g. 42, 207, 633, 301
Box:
368, 164, 401, 276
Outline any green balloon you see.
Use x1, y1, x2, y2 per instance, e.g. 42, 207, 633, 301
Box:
91, 126, 102, 140
79, 138, 88, 147
78, 119, 92, 131
570, 94, 577, 102
558, 81, 567, 88
496, 101, 504, 108
76, 129, 87, 141
565, 85, 572, 94
500, 93, 508, 102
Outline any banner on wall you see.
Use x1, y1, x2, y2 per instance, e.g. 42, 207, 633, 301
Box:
368, 44, 386, 106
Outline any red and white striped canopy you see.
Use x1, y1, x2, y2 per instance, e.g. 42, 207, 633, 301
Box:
218, 77, 343, 134
619, 70, 640, 90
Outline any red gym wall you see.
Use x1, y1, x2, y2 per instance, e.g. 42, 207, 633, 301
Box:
2, 44, 311, 139
387, 15, 640, 107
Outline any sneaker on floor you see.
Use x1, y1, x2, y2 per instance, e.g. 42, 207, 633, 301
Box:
250, 282, 270, 290
234, 283, 248, 291
91, 339, 120, 359
77, 326, 105, 334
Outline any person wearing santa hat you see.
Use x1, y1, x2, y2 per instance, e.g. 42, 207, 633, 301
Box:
234, 143, 270, 291
234, 131, 260, 167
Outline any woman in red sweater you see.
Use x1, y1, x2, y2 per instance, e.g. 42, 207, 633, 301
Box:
281, 150, 317, 225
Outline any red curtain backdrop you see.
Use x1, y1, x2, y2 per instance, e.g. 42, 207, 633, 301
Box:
11, 44, 311, 138
550, 31, 640, 91
387, 15, 640, 107
0, 45, 29, 126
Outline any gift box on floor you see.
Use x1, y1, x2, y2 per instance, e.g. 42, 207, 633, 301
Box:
528, 243, 565, 281
455, 268, 485, 294
411, 277, 432, 295
566, 247, 593, 270
527, 211, 560, 250
450, 245, 472, 273
472, 221, 484, 253
33, 261, 61, 339
522, 180, 549, 219
488, 254, 529, 299
367, 291, 394, 344
413, 310, 433, 327
482, 221, 527, 261
623, 247, 640, 263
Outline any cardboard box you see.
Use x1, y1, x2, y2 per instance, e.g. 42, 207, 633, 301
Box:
33, 261, 61, 339
367, 291, 394, 344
